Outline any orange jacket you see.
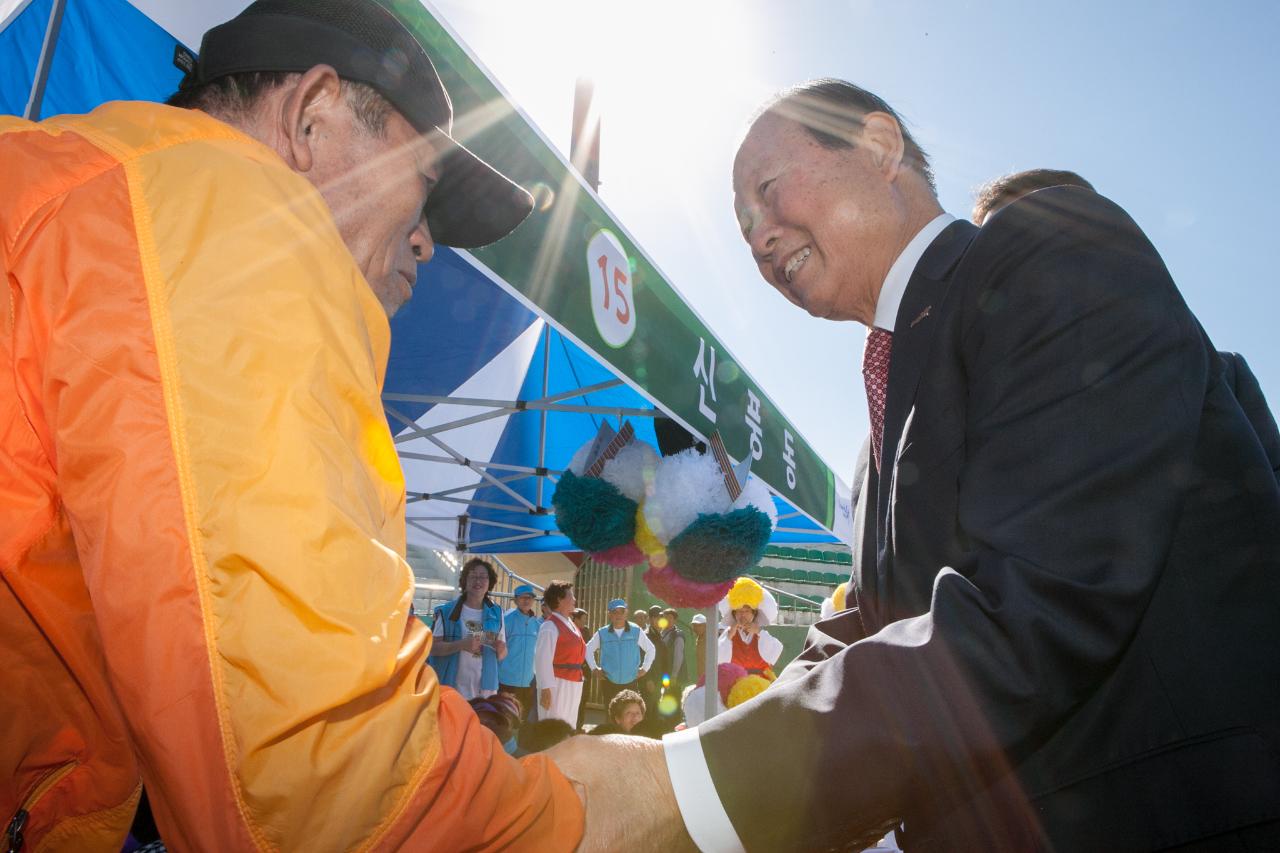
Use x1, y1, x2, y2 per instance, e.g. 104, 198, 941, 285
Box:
0, 102, 582, 852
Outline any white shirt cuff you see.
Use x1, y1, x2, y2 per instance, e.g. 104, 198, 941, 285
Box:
663, 728, 746, 853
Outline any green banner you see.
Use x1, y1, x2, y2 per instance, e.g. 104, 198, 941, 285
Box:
388, 0, 843, 534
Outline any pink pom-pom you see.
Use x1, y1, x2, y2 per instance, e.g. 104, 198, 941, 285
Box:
642, 564, 734, 608
592, 542, 646, 567
694, 662, 749, 706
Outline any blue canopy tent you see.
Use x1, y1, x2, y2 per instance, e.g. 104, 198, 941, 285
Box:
0, 0, 854, 559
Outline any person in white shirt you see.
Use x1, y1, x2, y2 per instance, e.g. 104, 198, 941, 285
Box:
585, 598, 656, 711
716, 579, 783, 679
533, 580, 586, 727
426, 558, 508, 701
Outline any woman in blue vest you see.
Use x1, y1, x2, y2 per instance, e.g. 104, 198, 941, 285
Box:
427, 558, 507, 700
585, 598, 656, 712
497, 584, 542, 719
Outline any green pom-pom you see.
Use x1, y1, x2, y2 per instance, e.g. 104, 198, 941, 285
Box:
552, 471, 637, 553
667, 508, 772, 583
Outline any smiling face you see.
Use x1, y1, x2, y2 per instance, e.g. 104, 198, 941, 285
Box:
733, 605, 757, 628
309, 108, 438, 318
462, 563, 492, 598
614, 701, 644, 733
732, 113, 904, 325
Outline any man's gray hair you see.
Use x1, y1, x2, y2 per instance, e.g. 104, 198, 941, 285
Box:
753, 78, 936, 194
167, 71, 393, 136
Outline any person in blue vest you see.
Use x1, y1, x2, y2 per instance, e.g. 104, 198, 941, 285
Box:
585, 598, 656, 712
427, 558, 507, 701
497, 584, 542, 719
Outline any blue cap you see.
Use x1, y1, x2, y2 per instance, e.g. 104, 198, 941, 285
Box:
608, 598, 627, 611
514, 584, 536, 597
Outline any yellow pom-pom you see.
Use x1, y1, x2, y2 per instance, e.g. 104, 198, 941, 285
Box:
634, 507, 665, 557
831, 581, 848, 613
726, 674, 771, 709
727, 576, 764, 612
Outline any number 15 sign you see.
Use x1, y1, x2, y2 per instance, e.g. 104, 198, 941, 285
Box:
586, 229, 636, 348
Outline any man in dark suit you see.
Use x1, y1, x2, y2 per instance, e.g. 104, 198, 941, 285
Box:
547, 79, 1280, 851
974, 169, 1280, 484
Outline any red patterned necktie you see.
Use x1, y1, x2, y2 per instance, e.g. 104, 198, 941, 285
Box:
862, 328, 893, 470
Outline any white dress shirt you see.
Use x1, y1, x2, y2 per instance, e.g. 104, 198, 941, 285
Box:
534, 612, 580, 692
664, 211, 957, 853
584, 621, 656, 677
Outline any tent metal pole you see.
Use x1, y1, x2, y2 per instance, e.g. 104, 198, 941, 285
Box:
704, 605, 718, 721
384, 378, 624, 410
23, 0, 65, 120
405, 519, 457, 548
528, 403, 654, 416
385, 411, 536, 510
399, 452, 560, 476
415, 496, 536, 513
467, 518, 557, 535
536, 325, 550, 508
467, 532, 548, 548
410, 472, 526, 500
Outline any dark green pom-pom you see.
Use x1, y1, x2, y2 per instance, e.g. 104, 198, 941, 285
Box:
552, 470, 637, 553
667, 508, 772, 583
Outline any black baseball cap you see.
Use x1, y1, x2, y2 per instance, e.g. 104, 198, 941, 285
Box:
182, 0, 533, 249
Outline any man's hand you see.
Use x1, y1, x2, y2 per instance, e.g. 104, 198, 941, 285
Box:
494, 638, 507, 660
540, 687, 552, 710
461, 634, 484, 654
546, 735, 697, 852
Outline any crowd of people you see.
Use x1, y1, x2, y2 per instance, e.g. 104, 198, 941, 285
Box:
425, 565, 723, 749
5, 0, 1278, 849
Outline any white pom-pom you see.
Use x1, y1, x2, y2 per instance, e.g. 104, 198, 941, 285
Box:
641, 449, 732, 544
566, 440, 593, 476
600, 441, 659, 502
681, 684, 726, 728
731, 474, 778, 529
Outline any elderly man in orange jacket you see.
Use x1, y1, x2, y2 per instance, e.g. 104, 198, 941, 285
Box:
0, 1, 583, 850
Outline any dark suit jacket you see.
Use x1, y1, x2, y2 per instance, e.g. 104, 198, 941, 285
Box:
1220, 350, 1280, 481
698, 188, 1280, 851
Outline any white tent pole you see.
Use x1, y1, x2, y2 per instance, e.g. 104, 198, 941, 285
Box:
23, 0, 65, 120
704, 605, 718, 722
536, 325, 550, 507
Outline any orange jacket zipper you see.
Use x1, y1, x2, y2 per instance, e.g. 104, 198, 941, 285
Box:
6, 762, 77, 853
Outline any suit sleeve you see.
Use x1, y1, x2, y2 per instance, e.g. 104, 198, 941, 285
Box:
696, 193, 1208, 848
19, 126, 580, 852
1223, 352, 1280, 478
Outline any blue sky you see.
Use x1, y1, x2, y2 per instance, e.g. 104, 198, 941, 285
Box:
435, 0, 1280, 480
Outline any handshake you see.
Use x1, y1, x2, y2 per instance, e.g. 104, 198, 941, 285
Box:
545, 736, 697, 851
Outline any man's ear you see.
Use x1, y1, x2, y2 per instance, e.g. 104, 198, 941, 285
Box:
279, 64, 344, 173
860, 111, 906, 181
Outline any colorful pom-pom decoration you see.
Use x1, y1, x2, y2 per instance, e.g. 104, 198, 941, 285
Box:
593, 541, 646, 567
713, 662, 749, 705
725, 673, 772, 709
633, 507, 666, 558
642, 564, 735, 609
551, 470, 637, 553
666, 508, 772, 583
